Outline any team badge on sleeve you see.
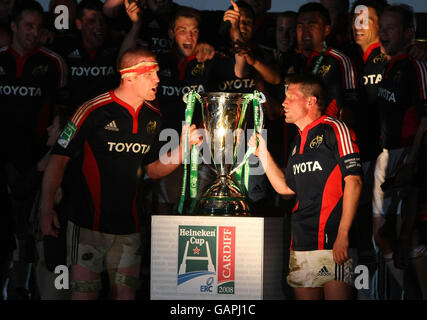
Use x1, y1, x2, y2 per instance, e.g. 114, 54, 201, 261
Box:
57, 121, 77, 148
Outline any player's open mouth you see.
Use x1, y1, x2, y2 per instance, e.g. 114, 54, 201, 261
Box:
183, 44, 193, 50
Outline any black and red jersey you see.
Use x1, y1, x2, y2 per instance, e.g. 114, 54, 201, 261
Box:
156, 50, 222, 133
352, 42, 387, 162
208, 44, 278, 94
52, 91, 163, 234
377, 54, 427, 150
208, 55, 256, 94
296, 47, 358, 118
0, 45, 66, 167
136, 5, 180, 54
285, 115, 362, 251
51, 38, 120, 111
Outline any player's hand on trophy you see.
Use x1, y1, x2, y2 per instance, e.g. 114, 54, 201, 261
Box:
248, 132, 266, 158
223, 0, 242, 42
181, 123, 204, 147
195, 43, 216, 63
125, 0, 143, 24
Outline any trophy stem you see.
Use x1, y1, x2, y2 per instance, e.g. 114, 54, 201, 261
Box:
195, 174, 250, 216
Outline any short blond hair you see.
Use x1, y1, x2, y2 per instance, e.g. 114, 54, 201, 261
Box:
117, 47, 157, 72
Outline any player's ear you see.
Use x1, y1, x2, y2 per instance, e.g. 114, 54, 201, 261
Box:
404, 26, 415, 42
75, 18, 82, 31
308, 96, 318, 107
10, 21, 17, 34
324, 24, 331, 38
168, 28, 175, 41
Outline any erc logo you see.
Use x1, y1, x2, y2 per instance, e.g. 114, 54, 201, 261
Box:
57, 121, 77, 148
177, 225, 235, 295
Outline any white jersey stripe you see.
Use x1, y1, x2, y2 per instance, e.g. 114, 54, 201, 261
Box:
71, 93, 111, 125
334, 119, 351, 155
73, 96, 111, 126
71, 92, 110, 123
341, 120, 354, 154
325, 118, 348, 155
328, 49, 348, 87
325, 117, 354, 155
329, 49, 356, 89
40, 47, 67, 88
416, 60, 427, 99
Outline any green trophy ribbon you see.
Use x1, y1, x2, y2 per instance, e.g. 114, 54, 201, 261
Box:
188, 145, 199, 213
232, 90, 264, 195
178, 90, 200, 214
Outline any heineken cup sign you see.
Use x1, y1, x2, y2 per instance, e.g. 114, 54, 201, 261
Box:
177, 225, 236, 295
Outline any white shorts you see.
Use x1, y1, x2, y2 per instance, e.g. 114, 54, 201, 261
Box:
372, 148, 406, 217
67, 221, 142, 274
287, 249, 355, 288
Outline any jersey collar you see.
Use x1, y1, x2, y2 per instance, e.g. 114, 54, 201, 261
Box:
8, 45, 40, 77
362, 42, 381, 63
385, 53, 409, 79
298, 115, 328, 135
110, 90, 143, 116
169, 50, 197, 80
297, 115, 328, 154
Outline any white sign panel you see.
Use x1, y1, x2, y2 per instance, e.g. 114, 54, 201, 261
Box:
151, 215, 264, 300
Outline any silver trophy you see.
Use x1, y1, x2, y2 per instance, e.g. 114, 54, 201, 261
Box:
180, 91, 264, 216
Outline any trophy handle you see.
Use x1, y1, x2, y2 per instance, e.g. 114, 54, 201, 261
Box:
230, 90, 265, 175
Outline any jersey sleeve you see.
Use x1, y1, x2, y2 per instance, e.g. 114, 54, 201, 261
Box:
324, 118, 362, 177
51, 106, 96, 158
412, 59, 427, 117
143, 118, 165, 166
284, 142, 297, 192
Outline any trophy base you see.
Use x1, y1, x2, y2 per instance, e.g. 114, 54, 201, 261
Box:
194, 175, 251, 216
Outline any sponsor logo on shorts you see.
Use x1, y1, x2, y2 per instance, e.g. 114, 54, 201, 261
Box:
317, 266, 331, 277
82, 252, 93, 261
